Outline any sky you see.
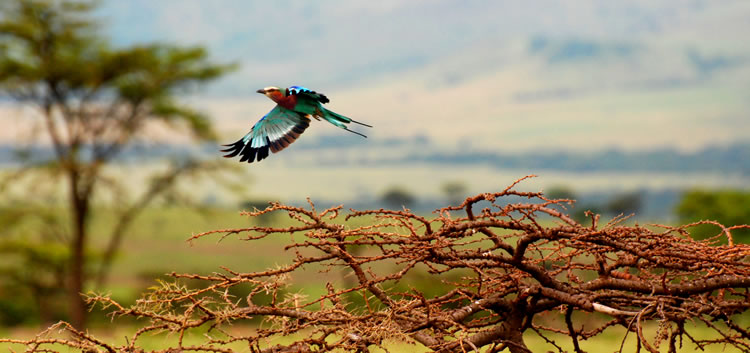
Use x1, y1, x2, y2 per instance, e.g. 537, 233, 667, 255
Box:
90, 0, 750, 153
3, 1, 750, 202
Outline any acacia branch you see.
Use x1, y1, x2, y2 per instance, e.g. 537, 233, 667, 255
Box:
6, 176, 750, 352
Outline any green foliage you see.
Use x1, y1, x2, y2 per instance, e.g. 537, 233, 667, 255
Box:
571, 203, 601, 225
381, 186, 416, 209
0, 204, 69, 325
239, 199, 279, 225
0, 0, 236, 328
0, 0, 234, 141
605, 191, 643, 216
441, 180, 467, 205
0, 238, 69, 325
676, 189, 750, 244
545, 185, 576, 200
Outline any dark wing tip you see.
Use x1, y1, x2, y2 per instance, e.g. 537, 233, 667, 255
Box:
221, 138, 264, 163
226, 113, 313, 164
221, 139, 245, 158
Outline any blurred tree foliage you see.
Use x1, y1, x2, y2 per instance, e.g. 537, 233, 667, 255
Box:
543, 186, 646, 225
676, 189, 750, 244
0, 205, 70, 326
441, 180, 467, 205
605, 191, 643, 216
239, 199, 277, 225
544, 185, 590, 224
545, 185, 576, 200
0, 0, 235, 328
381, 186, 416, 209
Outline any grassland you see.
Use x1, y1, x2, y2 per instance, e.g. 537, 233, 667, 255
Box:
2, 321, 746, 352
1, 206, 747, 352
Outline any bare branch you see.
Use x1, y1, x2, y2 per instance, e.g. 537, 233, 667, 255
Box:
5, 176, 750, 352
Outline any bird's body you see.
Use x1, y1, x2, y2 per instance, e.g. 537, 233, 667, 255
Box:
222, 86, 370, 163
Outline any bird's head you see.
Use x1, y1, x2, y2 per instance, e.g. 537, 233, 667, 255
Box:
257, 86, 284, 100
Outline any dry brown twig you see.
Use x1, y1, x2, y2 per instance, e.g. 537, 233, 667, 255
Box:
2, 176, 749, 352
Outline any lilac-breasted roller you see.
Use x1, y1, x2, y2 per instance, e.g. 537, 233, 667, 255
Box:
222, 86, 371, 163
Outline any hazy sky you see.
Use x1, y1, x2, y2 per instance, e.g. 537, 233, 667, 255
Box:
2, 1, 748, 200
86, 1, 750, 156
99, 1, 748, 93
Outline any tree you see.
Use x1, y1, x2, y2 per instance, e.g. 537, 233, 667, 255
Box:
381, 186, 416, 209
3, 177, 750, 352
544, 184, 579, 219
605, 191, 643, 216
441, 180, 467, 205
676, 189, 750, 244
0, 205, 69, 326
545, 185, 576, 200
0, 0, 234, 328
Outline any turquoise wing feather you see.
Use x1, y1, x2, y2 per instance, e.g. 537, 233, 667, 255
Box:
221, 105, 310, 163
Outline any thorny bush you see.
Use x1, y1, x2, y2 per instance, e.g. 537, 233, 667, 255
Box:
2, 176, 750, 352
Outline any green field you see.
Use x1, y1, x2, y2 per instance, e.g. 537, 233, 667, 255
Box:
2, 321, 745, 352
1, 206, 747, 352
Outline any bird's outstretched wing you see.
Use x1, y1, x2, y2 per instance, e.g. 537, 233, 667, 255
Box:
287, 85, 329, 104
221, 106, 311, 163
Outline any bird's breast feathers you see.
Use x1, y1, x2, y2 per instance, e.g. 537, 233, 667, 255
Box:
276, 94, 298, 110
267, 91, 297, 109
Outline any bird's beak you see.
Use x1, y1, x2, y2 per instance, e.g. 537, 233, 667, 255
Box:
256, 89, 265, 94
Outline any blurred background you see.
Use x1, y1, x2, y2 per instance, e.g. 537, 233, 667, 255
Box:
106, 1, 749, 213
0, 0, 748, 339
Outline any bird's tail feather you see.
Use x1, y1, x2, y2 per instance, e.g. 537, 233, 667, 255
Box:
350, 119, 372, 127
344, 128, 367, 138
323, 109, 351, 124
323, 108, 372, 137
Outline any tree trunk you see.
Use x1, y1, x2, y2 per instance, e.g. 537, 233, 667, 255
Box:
439, 307, 531, 353
502, 328, 531, 353
68, 175, 88, 330
492, 314, 530, 353
31, 286, 52, 327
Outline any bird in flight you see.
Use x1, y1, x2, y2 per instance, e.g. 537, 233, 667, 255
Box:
222, 86, 371, 163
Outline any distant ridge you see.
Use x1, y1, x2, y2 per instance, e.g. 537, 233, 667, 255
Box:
386, 144, 750, 175
2, 141, 748, 175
